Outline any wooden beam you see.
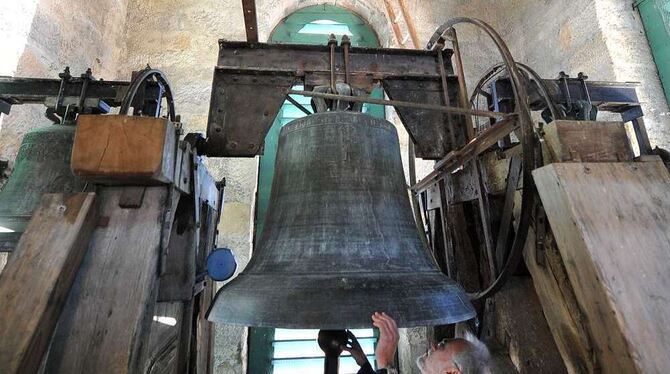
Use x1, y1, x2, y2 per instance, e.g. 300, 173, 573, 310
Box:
523, 224, 596, 373
44, 187, 168, 373
195, 281, 215, 374
533, 160, 670, 373
412, 115, 518, 192
0, 193, 97, 374
242, 0, 258, 42
382, 0, 405, 47
158, 196, 196, 302
491, 277, 568, 373
397, 0, 420, 48
542, 120, 634, 162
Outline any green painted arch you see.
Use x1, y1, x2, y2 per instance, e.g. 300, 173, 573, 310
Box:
269, 4, 381, 47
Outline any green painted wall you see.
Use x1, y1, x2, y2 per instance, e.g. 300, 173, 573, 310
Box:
249, 5, 382, 374
638, 0, 670, 104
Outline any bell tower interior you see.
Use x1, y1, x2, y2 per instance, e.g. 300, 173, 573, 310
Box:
1, 1, 670, 374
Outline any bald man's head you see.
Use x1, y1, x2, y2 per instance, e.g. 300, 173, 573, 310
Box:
416, 332, 490, 374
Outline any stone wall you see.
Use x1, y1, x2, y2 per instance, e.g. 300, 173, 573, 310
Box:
0, 0, 131, 162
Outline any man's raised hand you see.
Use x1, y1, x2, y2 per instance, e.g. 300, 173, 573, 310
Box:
372, 312, 399, 369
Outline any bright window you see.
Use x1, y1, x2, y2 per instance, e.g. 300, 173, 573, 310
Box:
298, 20, 353, 35
272, 329, 377, 374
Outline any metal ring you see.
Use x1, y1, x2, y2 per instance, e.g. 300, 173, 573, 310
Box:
430, 18, 537, 301
119, 69, 176, 121
470, 62, 565, 121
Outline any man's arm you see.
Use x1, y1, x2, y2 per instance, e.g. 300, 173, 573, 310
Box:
372, 312, 399, 371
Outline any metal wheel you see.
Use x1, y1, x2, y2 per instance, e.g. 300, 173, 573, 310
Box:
428, 18, 537, 301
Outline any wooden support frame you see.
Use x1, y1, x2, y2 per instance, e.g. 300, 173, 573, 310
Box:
0, 193, 97, 374
44, 187, 168, 373
533, 160, 670, 373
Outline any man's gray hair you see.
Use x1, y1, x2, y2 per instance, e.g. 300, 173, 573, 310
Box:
452, 331, 491, 374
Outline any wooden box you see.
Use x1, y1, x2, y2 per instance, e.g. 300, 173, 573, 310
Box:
543, 120, 634, 162
71, 115, 177, 184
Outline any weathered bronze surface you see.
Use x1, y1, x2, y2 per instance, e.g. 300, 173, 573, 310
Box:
207, 112, 474, 328
0, 125, 85, 233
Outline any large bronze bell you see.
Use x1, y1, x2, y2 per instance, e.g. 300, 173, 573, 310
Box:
207, 112, 474, 329
0, 125, 85, 234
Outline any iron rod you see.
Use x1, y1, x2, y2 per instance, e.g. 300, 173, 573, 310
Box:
446, 29, 475, 140
342, 35, 351, 84
328, 35, 337, 95
287, 90, 505, 119
286, 94, 312, 115
436, 43, 456, 146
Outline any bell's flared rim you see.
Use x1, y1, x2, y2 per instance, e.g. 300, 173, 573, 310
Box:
207, 271, 475, 329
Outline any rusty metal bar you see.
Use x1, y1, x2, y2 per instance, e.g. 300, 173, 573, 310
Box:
287, 89, 505, 118
328, 35, 337, 94
241, 0, 258, 42
216, 41, 452, 78
445, 28, 475, 140
411, 114, 518, 192
341, 35, 351, 84
436, 42, 457, 146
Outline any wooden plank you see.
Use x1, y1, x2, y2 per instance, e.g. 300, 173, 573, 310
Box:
533, 161, 670, 373
158, 196, 196, 302
196, 281, 215, 374
543, 120, 634, 162
491, 277, 567, 373
523, 225, 596, 373
0, 193, 97, 374
176, 299, 195, 374
71, 115, 177, 184
143, 301, 182, 374
44, 187, 168, 373
174, 142, 192, 195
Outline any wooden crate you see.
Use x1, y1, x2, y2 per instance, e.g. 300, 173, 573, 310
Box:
72, 115, 177, 184
543, 120, 634, 162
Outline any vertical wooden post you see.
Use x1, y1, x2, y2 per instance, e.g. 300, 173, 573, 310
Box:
44, 187, 168, 373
